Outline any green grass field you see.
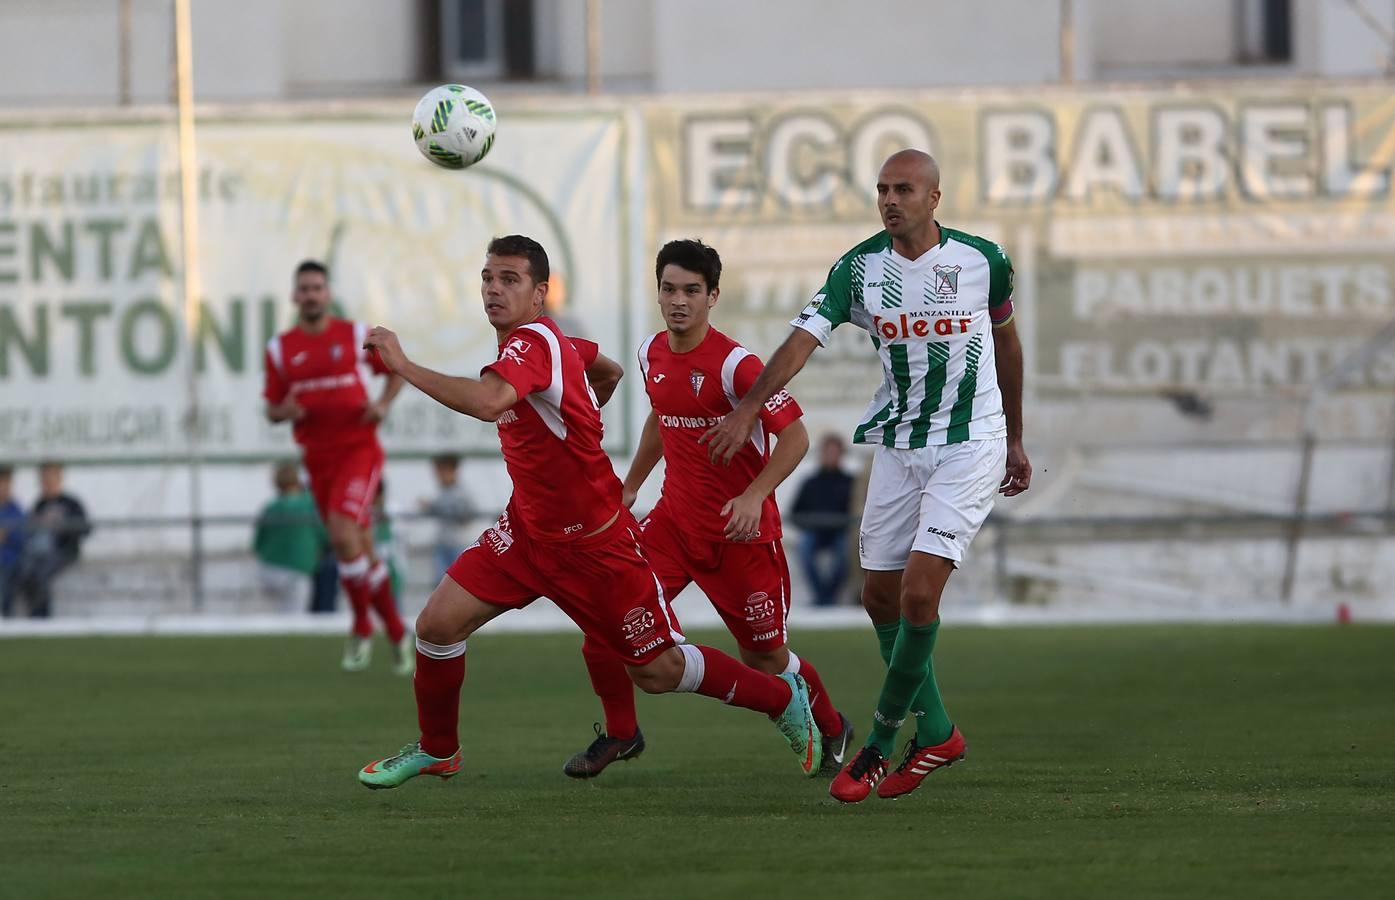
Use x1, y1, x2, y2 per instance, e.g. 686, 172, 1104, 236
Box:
2, 625, 1392, 900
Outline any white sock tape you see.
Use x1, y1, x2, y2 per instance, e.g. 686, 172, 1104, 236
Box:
675, 643, 705, 693
415, 637, 467, 659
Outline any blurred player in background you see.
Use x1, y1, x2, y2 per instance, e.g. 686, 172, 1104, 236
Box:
703, 150, 1032, 803
263, 260, 412, 675
563, 239, 852, 780
356, 234, 822, 789
251, 461, 324, 613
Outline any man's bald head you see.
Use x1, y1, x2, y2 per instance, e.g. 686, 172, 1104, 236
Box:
876, 149, 943, 252
881, 149, 940, 190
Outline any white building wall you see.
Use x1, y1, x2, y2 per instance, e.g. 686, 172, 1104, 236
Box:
1090, 0, 1236, 70
650, 0, 1063, 92
533, 0, 653, 84
1302, 0, 1395, 77
0, 0, 282, 105
282, 0, 420, 91
0, 1, 1392, 103
188, 0, 284, 100
0, 0, 165, 105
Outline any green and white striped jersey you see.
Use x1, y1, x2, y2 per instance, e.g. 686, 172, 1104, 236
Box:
792, 226, 1014, 449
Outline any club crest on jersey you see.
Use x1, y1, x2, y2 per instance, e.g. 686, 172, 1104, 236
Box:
690, 370, 706, 396
933, 264, 961, 297
501, 336, 531, 365
330, 344, 344, 361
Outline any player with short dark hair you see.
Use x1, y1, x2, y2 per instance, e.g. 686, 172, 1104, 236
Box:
356, 234, 822, 788
563, 239, 853, 779
263, 259, 412, 674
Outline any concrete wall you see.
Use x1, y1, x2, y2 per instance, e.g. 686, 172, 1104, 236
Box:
1300, 0, 1395, 77
1, 0, 1393, 105
534, 0, 653, 85
650, 0, 1063, 92
282, 0, 419, 92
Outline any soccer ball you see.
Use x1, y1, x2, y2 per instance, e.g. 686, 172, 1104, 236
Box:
411, 84, 497, 170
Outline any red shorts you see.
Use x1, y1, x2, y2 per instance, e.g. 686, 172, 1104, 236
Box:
640, 505, 790, 652
303, 441, 383, 527
447, 508, 680, 664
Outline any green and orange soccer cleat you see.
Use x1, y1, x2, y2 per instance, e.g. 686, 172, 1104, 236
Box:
772, 673, 823, 777
358, 742, 461, 789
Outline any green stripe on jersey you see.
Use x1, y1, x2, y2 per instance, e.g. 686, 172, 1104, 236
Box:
909, 342, 951, 448
879, 344, 913, 447
853, 400, 894, 444
945, 333, 984, 444
881, 257, 903, 309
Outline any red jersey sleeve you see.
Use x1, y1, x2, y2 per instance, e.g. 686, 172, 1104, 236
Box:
263, 347, 288, 405
482, 330, 555, 400
366, 347, 391, 376
352, 321, 392, 375
734, 354, 802, 434
569, 337, 599, 368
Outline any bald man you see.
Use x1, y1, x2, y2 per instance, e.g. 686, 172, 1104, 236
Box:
701, 148, 1032, 803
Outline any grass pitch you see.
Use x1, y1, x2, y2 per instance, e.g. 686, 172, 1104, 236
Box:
1, 625, 1392, 900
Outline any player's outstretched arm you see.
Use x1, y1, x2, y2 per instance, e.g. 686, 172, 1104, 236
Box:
363, 326, 518, 422
585, 352, 624, 408
621, 412, 662, 508
701, 329, 820, 465
720, 418, 809, 540
992, 318, 1031, 496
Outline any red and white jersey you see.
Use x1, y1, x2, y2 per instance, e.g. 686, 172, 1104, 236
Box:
481, 316, 622, 542
263, 319, 390, 451
639, 327, 802, 543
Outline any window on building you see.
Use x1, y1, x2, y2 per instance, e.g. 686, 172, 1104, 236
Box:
439, 0, 534, 81
1235, 0, 1292, 64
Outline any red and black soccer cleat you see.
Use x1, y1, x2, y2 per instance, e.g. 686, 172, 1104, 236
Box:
829, 745, 888, 804
876, 726, 966, 800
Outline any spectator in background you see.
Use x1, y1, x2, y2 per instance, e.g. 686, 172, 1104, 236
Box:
13, 461, 91, 618
373, 478, 405, 603
0, 464, 25, 618
311, 549, 340, 614
418, 454, 475, 583
790, 434, 855, 607
252, 462, 325, 613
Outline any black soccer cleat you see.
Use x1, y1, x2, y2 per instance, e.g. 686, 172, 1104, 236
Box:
819, 712, 856, 776
563, 723, 645, 779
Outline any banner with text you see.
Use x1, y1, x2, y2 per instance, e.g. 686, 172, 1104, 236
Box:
0, 112, 629, 462
644, 85, 1395, 443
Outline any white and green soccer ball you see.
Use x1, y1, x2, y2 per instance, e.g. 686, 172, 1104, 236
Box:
411, 84, 497, 170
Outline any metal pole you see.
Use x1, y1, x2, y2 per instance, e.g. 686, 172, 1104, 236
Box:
1059, 0, 1074, 84
585, 0, 602, 95
173, 0, 206, 612
1280, 431, 1315, 605
118, 0, 133, 105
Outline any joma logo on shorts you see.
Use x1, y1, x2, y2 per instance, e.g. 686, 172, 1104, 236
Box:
925, 525, 959, 540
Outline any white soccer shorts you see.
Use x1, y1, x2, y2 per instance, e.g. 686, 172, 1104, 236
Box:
858, 438, 1007, 570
